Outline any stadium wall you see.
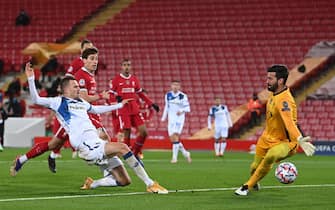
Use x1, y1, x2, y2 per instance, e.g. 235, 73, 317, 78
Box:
33, 137, 257, 151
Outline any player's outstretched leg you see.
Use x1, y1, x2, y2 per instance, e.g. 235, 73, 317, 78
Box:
10, 141, 49, 176
104, 142, 168, 194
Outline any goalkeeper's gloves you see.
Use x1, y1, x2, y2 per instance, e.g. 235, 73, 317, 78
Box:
298, 136, 315, 156
151, 103, 160, 112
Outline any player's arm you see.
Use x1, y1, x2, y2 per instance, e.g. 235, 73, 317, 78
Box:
277, 99, 301, 143
79, 89, 109, 103
135, 78, 159, 112
88, 99, 131, 114
277, 98, 315, 156
161, 94, 168, 122
179, 94, 191, 114
208, 108, 213, 130
109, 78, 123, 102
226, 106, 233, 128
25, 63, 59, 109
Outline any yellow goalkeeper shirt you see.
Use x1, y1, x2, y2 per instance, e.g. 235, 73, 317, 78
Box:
262, 87, 301, 146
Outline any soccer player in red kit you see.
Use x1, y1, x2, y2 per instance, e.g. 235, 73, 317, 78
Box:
110, 59, 159, 160
74, 52, 110, 142
50, 39, 94, 160
65, 39, 93, 77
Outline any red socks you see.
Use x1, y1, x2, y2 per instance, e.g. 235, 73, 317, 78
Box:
26, 141, 49, 159
132, 135, 146, 156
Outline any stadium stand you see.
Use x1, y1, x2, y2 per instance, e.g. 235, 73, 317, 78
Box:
2, 0, 334, 140
0, 0, 106, 73
80, 0, 335, 138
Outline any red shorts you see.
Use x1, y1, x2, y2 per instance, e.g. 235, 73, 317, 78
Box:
53, 118, 69, 140
119, 113, 145, 130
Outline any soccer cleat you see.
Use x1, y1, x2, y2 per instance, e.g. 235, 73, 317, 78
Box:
80, 177, 94, 190
253, 182, 260, 191
170, 159, 177, 164
234, 185, 249, 196
0, 144, 4, 152
146, 181, 168, 194
10, 156, 23, 176
186, 152, 192, 163
48, 155, 57, 173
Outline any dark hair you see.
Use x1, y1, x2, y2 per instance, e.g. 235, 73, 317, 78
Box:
171, 79, 180, 83
81, 47, 98, 59
81, 39, 92, 49
267, 64, 289, 85
60, 76, 76, 93
121, 58, 131, 65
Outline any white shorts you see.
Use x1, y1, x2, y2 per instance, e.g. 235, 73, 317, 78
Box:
168, 120, 184, 136
214, 127, 229, 139
78, 131, 124, 168
78, 130, 107, 165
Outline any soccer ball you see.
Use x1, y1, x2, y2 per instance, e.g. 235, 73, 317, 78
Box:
275, 162, 298, 184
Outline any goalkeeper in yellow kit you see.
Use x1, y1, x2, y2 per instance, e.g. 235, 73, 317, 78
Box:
235, 65, 315, 196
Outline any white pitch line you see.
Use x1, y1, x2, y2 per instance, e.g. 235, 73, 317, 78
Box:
0, 184, 335, 202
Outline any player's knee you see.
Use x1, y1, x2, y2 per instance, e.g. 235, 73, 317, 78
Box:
118, 177, 131, 186
118, 142, 131, 154
99, 132, 109, 141
264, 154, 276, 164
139, 129, 148, 137
48, 137, 63, 150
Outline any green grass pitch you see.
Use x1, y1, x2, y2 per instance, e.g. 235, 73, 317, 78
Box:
0, 148, 335, 210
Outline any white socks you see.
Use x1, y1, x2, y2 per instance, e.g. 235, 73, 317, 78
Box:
91, 175, 118, 188
215, 141, 227, 155
172, 142, 190, 161
50, 151, 57, 159
123, 151, 154, 186
214, 142, 220, 155
179, 142, 189, 158
172, 142, 179, 161
220, 142, 227, 155
19, 155, 28, 164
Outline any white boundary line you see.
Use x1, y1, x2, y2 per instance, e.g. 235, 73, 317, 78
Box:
0, 184, 335, 202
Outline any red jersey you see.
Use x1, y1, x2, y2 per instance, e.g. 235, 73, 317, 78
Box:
75, 67, 98, 99
66, 57, 84, 76
111, 73, 153, 115
74, 67, 101, 122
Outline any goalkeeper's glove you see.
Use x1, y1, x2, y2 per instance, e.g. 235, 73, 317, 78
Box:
151, 103, 160, 112
298, 136, 315, 156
